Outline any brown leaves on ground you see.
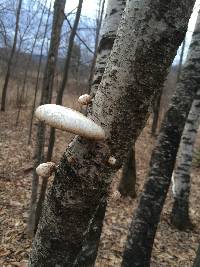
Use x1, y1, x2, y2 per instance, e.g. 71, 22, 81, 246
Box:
0, 98, 200, 267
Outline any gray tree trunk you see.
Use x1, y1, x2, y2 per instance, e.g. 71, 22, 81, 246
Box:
118, 146, 137, 198
151, 89, 162, 136
27, 0, 66, 237
122, 7, 200, 267
1, 0, 22, 111
29, 0, 193, 266
171, 89, 200, 230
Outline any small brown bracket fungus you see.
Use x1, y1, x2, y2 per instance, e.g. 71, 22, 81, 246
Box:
36, 162, 56, 178
78, 94, 92, 105
108, 156, 116, 166
35, 104, 105, 140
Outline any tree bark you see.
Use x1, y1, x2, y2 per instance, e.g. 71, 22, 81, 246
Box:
29, 0, 193, 266
27, 0, 66, 237
171, 89, 200, 230
1, 0, 22, 111
122, 7, 200, 267
118, 146, 137, 198
151, 89, 162, 136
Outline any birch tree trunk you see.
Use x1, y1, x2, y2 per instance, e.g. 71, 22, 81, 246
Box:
171, 89, 200, 230
0, 0, 22, 111
27, 0, 66, 236
122, 8, 200, 267
29, 0, 193, 266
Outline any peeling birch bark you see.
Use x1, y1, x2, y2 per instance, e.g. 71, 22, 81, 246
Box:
171, 89, 200, 230
29, 0, 194, 266
122, 8, 200, 267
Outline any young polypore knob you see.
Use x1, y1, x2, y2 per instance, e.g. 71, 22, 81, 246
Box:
78, 94, 92, 105
36, 162, 56, 178
35, 104, 105, 140
108, 156, 116, 165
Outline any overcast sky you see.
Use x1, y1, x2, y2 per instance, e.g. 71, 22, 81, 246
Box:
62, 0, 200, 27
51, 0, 200, 62
62, 0, 200, 34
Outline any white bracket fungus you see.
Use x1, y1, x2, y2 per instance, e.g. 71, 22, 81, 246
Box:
108, 156, 116, 166
36, 162, 56, 178
35, 104, 105, 140
78, 94, 92, 105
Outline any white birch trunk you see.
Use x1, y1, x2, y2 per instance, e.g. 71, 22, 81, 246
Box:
171, 89, 200, 230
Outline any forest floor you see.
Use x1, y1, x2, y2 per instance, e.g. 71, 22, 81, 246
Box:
0, 92, 200, 267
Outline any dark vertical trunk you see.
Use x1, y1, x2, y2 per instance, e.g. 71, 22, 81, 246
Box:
118, 146, 137, 198
1, 0, 22, 111
29, 0, 193, 266
151, 89, 162, 136
27, 0, 66, 237
121, 9, 200, 267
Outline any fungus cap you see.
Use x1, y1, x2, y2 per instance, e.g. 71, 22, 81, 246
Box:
108, 156, 116, 165
35, 104, 105, 140
78, 94, 92, 105
36, 162, 56, 178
